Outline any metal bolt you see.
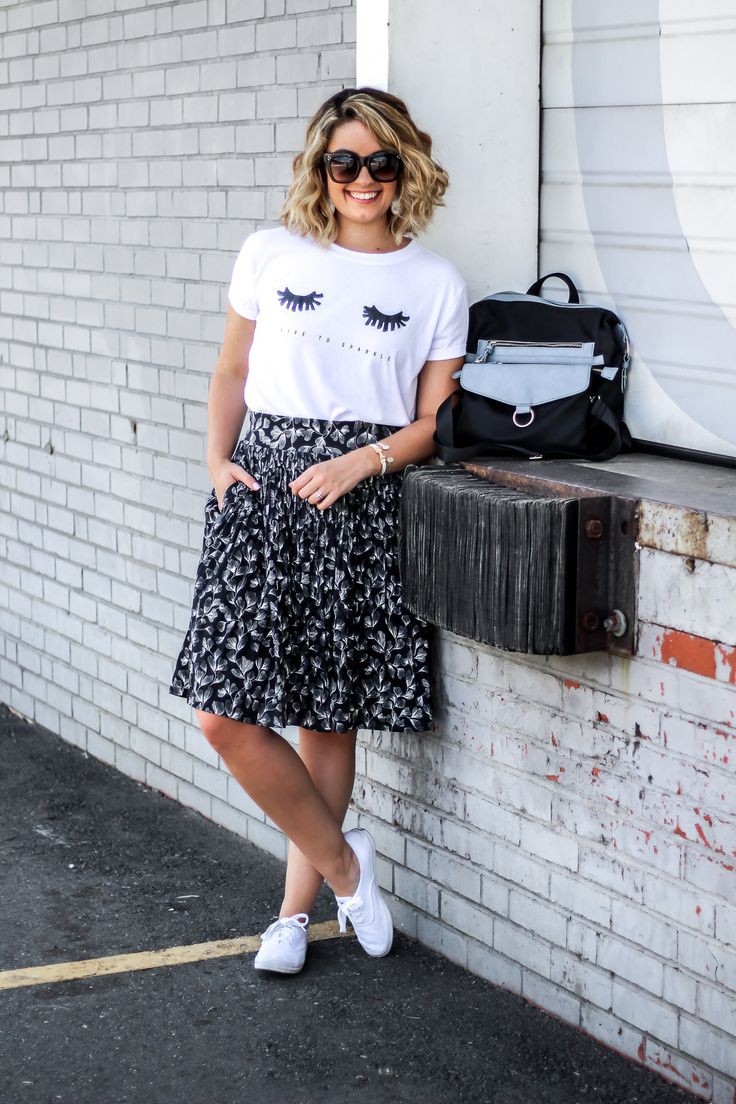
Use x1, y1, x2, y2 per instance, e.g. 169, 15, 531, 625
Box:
581, 611, 600, 631
584, 519, 604, 539
603, 609, 627, 637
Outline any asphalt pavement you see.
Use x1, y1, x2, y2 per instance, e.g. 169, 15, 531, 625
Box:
0, 701, 697, 1104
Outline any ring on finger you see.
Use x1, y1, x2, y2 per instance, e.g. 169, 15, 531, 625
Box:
314, 489, 325, 501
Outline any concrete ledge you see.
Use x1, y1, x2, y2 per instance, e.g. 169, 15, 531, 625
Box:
460, 452, 736, 569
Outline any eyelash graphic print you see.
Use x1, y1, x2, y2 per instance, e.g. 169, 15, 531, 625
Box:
277, 287, 324, 312
362, 305, 411, 333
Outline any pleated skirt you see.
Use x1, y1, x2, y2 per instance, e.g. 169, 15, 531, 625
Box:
168, 410, 434, 733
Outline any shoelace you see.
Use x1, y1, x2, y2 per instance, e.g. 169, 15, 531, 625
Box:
336, 894, 365, 933
260, 913, 309, 944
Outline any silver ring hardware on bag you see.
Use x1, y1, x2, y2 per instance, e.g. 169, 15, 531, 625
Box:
512, 406, 535, 429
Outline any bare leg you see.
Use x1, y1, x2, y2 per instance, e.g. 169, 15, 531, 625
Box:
279, 726, 358, 918
194, 711, 360, 898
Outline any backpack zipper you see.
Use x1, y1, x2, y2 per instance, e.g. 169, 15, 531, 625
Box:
474, 340, 584, 363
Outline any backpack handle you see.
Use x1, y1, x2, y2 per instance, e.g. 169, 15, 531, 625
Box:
526, 272, 580, 304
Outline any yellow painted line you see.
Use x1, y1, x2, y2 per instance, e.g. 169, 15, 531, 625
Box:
0, 919, 349, 991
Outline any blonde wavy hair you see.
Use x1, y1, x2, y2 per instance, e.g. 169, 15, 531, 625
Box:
279, 87, 449, 247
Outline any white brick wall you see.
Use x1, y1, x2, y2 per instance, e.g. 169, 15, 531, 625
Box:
3, 2, 736, 1098
0, 0, 355, 773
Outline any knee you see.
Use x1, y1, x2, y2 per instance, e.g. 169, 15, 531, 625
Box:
195, 710, 247, 755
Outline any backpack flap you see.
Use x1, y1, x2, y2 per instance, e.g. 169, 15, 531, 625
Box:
451, 341, 596, 428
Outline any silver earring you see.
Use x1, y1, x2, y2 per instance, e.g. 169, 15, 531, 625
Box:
328, 198, 336, 213
390, 199, 401, 216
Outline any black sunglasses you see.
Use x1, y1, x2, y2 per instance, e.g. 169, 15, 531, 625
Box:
323, 149, 403, 184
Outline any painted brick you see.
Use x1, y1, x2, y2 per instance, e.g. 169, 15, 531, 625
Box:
642, 1041, 713, 1101
172, 1, 209, 31
510, 889, 568, 945
612, 979, 678, 1046
696, 981, 736, 1038
395, 865, 441, 918
564, 918, 597, 964
210, 797, 248, 840
713, 1076, 736, 1104
639, 548, 736, 648
255, 18, 296, 50
296, 12, 341, 46
440, 890, 493, 943
494, 917, 551, 977
237, 55, 276, 85
580, 1005, 644, 1064
416, 914, 468, 970
663, 964, 698, 1015
440, 818, 494, 868
520, 818, 578, 872
578, 844, 645, 902
227, 0, 265, 20
679, 1017, 736, 1080
597, 932, 665, 997
494, 842, 550, 897
429, 849, 481, 901
320, 46, 354, 79
551, 948, 613, 1011
464, 791, 521, 845
467, 940, 522, 993
522, 969, 581, 1027
276, 50, 318, 83
683, 846, 736, 897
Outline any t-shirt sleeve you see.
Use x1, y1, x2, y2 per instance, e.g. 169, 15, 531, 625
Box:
426, 282, 469, 360
227, 234, 260, 320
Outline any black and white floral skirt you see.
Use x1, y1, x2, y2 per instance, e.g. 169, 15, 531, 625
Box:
168, 410, 433, 733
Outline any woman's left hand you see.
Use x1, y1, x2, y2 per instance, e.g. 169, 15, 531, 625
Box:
288, 448, 377, 510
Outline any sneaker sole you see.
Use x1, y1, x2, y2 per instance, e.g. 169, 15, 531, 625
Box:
254, 958, 305, 974
254, 953, 306, 980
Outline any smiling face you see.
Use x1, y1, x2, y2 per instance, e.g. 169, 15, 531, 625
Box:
323, 119, 399, 231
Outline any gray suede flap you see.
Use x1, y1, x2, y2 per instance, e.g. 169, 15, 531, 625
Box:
460, 358, 593, 406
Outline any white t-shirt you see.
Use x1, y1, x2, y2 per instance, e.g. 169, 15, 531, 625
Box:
227, 225, 468, 426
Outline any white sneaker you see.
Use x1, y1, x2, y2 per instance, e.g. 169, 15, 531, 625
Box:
254, 912, 310, 974
334, 828, 393, 957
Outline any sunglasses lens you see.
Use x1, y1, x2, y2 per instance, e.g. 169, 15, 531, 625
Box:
328, 155, 359, 182
368, 153, 401, 182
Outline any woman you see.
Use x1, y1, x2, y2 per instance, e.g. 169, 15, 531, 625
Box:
169, 86, 468, 973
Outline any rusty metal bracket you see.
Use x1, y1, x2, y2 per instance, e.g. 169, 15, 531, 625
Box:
575, 495, 638, 656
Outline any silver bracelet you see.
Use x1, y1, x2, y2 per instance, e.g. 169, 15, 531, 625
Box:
367, 440, 395, 476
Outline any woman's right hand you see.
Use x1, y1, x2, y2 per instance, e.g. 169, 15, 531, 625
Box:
210, 462, 260, 511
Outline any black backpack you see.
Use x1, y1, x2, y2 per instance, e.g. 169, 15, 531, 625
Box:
434, 272, 632, 462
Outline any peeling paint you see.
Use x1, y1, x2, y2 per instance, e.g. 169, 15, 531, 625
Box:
716, 643, 736, 685
660, 629, 717, 679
